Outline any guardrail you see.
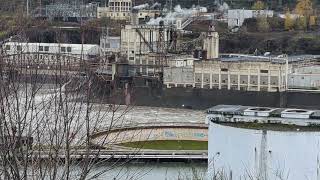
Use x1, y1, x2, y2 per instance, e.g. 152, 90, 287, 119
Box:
32, 149, 208, 160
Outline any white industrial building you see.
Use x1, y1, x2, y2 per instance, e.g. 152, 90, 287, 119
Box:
207, 105, 320, 180
3, 42, 100, 66
163, 25, 289, 92
288, 65, 320, 90
194, 57, 289, 92
120, 24, 170, 64
228, 9, 274, 28
97, 0, 132, 20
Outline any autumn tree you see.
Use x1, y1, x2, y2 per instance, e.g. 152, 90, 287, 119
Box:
252, 1, 270, 32
252, 0, 266, 10
284, 9, 295, 30
296, 16, 308, 29
257, 17, 270, 32
295, 0, 314, 28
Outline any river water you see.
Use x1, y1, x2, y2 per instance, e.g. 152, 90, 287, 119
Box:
89, 162, 207, 180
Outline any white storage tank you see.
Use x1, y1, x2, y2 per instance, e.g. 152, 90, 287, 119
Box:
206, 105, 320, 180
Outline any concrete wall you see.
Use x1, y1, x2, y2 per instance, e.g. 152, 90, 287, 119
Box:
289, 66, 320, 89
164, 67, 194, 87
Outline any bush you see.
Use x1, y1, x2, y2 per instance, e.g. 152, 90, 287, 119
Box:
268, 17, 285, 31
242, 18, 258, 32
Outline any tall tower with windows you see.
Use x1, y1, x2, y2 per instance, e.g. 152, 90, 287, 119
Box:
203, 24, 219, 59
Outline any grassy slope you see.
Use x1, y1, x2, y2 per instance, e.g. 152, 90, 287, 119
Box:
120, 140, 208, 150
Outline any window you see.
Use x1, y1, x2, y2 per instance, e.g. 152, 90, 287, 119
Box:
67, 47, 72, 52
39, 46, 43, 51
61, 47, 66, 52
5, 45, 10, 50
221, 68, 228, 72
260, 70, 268, 73
17, 45, 22, 51
44, 46, 49, 51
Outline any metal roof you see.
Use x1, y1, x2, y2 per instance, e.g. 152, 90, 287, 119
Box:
218, 54, 320, 64
207, 105, 320, 120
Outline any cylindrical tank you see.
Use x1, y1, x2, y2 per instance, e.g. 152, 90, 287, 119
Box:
207, 105, 320, 180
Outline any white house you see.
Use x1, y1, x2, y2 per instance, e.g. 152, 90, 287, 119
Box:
228, 9, 274, 28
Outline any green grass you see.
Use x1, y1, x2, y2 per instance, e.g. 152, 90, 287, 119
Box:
119, 140, 208, 150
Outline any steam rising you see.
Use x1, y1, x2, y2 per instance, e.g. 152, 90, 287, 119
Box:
147, 5, 207, 25
217, 2, 229, 12
133, 3, 149, 10
150, 2, 161, 9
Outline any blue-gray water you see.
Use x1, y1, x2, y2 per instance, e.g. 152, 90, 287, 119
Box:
87, 162, 207, 180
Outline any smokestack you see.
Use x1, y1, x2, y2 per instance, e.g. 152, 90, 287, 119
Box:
203, 25, 219, 59
131, 9, 139, 25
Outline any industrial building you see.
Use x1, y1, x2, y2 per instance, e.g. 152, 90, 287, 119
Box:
136, 9, 161, 23
100, 36, 121, 56
159, 24, 320, 92
97, 0, 132, 20
288, 64, 320, 90
206, 105, 320, 180
2, 42, 100, 66
120, 24, 171, 64
120, 24, 173, 76
194, 57, 288, 92
43, 2, 98, 21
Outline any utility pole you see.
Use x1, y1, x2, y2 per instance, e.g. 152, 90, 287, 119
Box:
285, 54, 288, 91
27, 0, 29, 16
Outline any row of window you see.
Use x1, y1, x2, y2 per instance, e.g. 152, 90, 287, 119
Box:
8, 54, 79, 62
4, 45, 72, 53
220, 68, 269, 73
39, 46, 72, 53
109, 12, 130, 16
109, 2, 131, 7
110, 7, 131, 11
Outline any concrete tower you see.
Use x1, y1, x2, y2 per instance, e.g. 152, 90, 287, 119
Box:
203, 24, 219, 59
